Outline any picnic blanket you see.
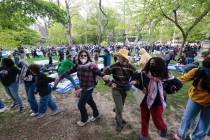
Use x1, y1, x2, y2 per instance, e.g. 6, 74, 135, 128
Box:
49, 63, 104, 94
33, 60, 58, 65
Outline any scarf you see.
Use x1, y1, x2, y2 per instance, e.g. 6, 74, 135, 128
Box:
147, 72, 166, 109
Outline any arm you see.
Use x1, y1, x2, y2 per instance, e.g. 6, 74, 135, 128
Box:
178, 68, 197, 83
60, 65, 77, 80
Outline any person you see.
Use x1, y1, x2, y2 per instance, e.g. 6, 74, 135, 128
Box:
0, 99, 6, 113
0, 58, 24, 112
55, 50, 101, 127
138, 48, 151, 71
17, 55, 39, 116
28, 64, 59, 118
101, 49, 111, 68
58, 49, 64, 62
175, 62, 199, 73
174, 56, 210, 140
102, 48, 136, 132
57, 54, 77, 88
47, 50, 53, 65
23, 69, 39, 116
131, 57, 182, 140
163, 51, 173, 67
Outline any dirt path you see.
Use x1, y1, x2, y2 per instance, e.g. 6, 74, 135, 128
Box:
0, 90, 202, 140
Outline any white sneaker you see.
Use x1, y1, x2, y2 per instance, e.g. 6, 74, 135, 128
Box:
89, 114, 101, 122
30, 112, 38, 117
37, 113, 46, 119
77, 120, 90, 127
0, 107, 6, 113
50, 110, 60, 116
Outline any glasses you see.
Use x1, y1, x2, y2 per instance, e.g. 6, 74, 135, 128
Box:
80, 54, 87, 58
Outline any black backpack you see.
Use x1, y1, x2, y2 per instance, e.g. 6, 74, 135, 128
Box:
193, 68, 210, 93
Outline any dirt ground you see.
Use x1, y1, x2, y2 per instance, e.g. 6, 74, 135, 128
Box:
0, 89, 208, 140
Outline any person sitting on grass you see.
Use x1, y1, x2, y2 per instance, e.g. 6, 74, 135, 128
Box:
28, 64, 59, 118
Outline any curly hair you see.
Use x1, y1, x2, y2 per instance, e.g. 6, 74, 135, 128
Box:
143, 57, 169, 79
1, 58, 14, 67
28, 64, 41, 74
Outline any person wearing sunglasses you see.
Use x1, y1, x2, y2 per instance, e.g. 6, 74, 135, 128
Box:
55, 49, 101, 127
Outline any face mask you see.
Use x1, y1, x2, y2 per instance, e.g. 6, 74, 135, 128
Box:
80, 58, 87, 64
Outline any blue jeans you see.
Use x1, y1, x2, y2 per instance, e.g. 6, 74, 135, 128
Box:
78, 88, 99, 122
39, 94, 58, 114
24, 83, 38, 113
4, 81, 23, 108
58, 73, 77, 88
0, 99, 5, 109
186, 57, 194, 64
178, 99, 210, 139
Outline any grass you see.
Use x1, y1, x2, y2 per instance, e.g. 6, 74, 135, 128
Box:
0, 56, 193, 140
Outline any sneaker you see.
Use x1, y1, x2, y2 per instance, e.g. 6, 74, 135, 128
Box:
37, 113, 46, 119
10, 104, 18, 109
0, 107, 6, 113
19, 107, 25, 113
89, 114, 101, 122
30, 112, 38, 117
77, 120, 90, 127
50, 110, 60, 116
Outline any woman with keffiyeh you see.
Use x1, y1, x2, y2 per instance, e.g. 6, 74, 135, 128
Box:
131, 57, 182, 140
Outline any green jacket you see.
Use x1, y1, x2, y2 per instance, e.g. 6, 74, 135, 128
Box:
58, 59, 75, 74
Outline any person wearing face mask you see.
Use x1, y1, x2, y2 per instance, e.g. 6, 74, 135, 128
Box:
55, 50, 101, 127
131, 57, 182, 140
102, 48, 136, 132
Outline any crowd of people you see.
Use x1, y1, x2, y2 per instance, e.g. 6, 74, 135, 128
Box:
0, 42, 209, 140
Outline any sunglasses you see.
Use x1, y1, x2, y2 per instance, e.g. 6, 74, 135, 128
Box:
80, 54, 87, 58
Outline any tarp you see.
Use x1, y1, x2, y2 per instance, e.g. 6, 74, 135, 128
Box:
49, 63, 104, 94
33, 60, 58, 65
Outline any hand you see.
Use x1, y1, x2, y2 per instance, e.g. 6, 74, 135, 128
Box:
112, 83, 117, 88
103, 75, 110, 81
130, 80, 137, 85
54, 77, 60, 88
74, 88, 82, 97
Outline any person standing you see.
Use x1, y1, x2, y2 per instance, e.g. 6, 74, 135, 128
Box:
102, 48, 136, 132
55, 50, 101, 126
131, 57, 182, 140
0, 58, 24, 112
174, 56, 210, 140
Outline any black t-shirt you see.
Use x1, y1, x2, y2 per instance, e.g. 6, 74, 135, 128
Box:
0, 66, 20, 86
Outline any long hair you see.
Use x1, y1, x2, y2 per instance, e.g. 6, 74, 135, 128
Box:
143, 57, 169, 79
193, 56, 210, 88
77, 49, 93, 65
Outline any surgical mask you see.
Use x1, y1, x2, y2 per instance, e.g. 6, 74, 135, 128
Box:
80, 58, 87, 64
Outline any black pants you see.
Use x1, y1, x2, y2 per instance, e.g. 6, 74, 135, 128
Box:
78, 88, 99, 122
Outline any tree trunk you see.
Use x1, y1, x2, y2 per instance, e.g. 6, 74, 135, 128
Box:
65, 0, 72, 46
179, 34, 187, 56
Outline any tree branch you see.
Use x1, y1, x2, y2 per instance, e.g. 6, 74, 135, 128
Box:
186, 3, 210, 35
159, 2, 186, 38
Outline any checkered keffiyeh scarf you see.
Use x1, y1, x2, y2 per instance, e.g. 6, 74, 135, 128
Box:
146, 72, 166, 109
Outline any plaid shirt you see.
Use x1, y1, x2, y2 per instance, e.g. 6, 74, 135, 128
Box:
61, 63, 101, 90
103, 62, 136, 89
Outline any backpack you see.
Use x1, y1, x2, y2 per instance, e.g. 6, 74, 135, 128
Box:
193, 68, 210, 93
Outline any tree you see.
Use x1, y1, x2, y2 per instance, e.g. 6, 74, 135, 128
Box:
158, 0, 210, 55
